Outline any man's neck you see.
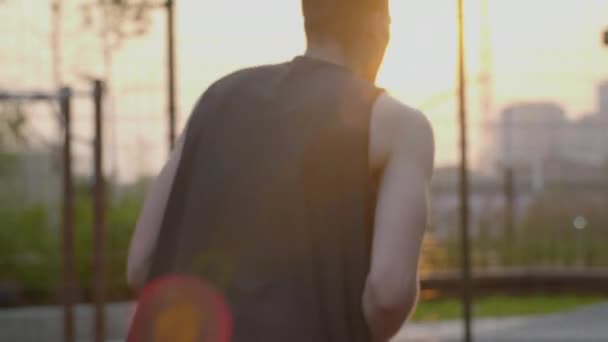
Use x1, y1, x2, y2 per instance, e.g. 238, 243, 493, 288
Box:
305, 44, 359, 75
304, 44, 378, 83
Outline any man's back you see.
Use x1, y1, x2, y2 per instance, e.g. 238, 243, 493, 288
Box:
147, 56, 384, 341
129, 1, 436, 340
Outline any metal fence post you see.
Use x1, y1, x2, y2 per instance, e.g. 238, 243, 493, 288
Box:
60, 86, 75, 342
166, 0, 177, 152
457, 0, 473, 341
93, 80, 106, 342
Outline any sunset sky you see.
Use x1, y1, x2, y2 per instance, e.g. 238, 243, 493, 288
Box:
1, 0, 608, 181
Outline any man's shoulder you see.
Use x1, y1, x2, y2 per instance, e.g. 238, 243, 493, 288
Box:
209, 62, 290, 94
373, 93, 430, 135
370, 93, 435, 173
189, 62, 290, 118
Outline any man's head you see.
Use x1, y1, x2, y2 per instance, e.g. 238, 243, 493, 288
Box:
302, 0, 390, 82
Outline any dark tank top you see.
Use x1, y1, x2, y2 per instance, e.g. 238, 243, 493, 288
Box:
148, 55, 384, 341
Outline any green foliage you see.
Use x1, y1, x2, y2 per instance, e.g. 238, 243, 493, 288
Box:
0, 182, 143, 305
0, 103, 28, 150
411, 295, 606, 322
0, 205, 59, 303
104, 191, 142, 299
2, 181, 606, 305
425, 188, 608, 271
0, 152, 18, 178
73, 185, 142, 301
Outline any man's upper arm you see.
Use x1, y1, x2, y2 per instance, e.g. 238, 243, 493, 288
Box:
126, 133, 186, 289
367, 94, 435, 307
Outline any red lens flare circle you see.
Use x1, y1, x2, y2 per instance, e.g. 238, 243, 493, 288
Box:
127, 276, 232, 342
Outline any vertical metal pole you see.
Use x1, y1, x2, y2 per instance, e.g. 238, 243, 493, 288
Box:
93, 80, 106, 342
166, 0, 177, 151
503, 167, 515, 264
478, 0, 493, 167
503, 108, 516, 263
51, 0, 63, 87
60, 87, 75, 342
457, 0, 473, 341
504, 168, 514, 239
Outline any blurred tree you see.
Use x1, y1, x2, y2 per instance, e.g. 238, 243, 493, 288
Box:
0, 102, 28, 151
80, 0, 154, 50
37, 0, 156, 85
0, 0, 155, 150
78, 0, 157, 181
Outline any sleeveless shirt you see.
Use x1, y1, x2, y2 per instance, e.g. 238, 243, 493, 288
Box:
148, 55, 383, 341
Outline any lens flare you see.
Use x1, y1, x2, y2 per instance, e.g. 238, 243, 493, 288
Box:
127, 275, 233, 342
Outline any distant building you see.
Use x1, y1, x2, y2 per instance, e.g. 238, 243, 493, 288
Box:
498, 102, 568, 168
599, 81, 608, 117
430, 166, 535, 239
566, 113, 608, 166
496, 98, 607, 192
435, 83, 608, 240
564, 83, 608, 166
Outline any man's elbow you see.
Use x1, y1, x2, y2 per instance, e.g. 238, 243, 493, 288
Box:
126, 259, 146, 291
367, 276, 420, 319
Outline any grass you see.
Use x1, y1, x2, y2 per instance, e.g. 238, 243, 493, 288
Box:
411, 295, 606, 322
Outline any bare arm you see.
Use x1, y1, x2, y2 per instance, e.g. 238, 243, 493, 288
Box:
126, 133, 186, 290
364, 94, 435, 342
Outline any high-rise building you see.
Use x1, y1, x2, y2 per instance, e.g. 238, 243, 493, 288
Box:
598, 81, 608, 117
498, 102, 567, 168
496, 97, 607, 189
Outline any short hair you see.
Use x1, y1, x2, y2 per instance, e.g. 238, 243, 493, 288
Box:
302, 0, 388, 44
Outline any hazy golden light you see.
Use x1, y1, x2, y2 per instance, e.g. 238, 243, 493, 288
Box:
2, 0, 607, 179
